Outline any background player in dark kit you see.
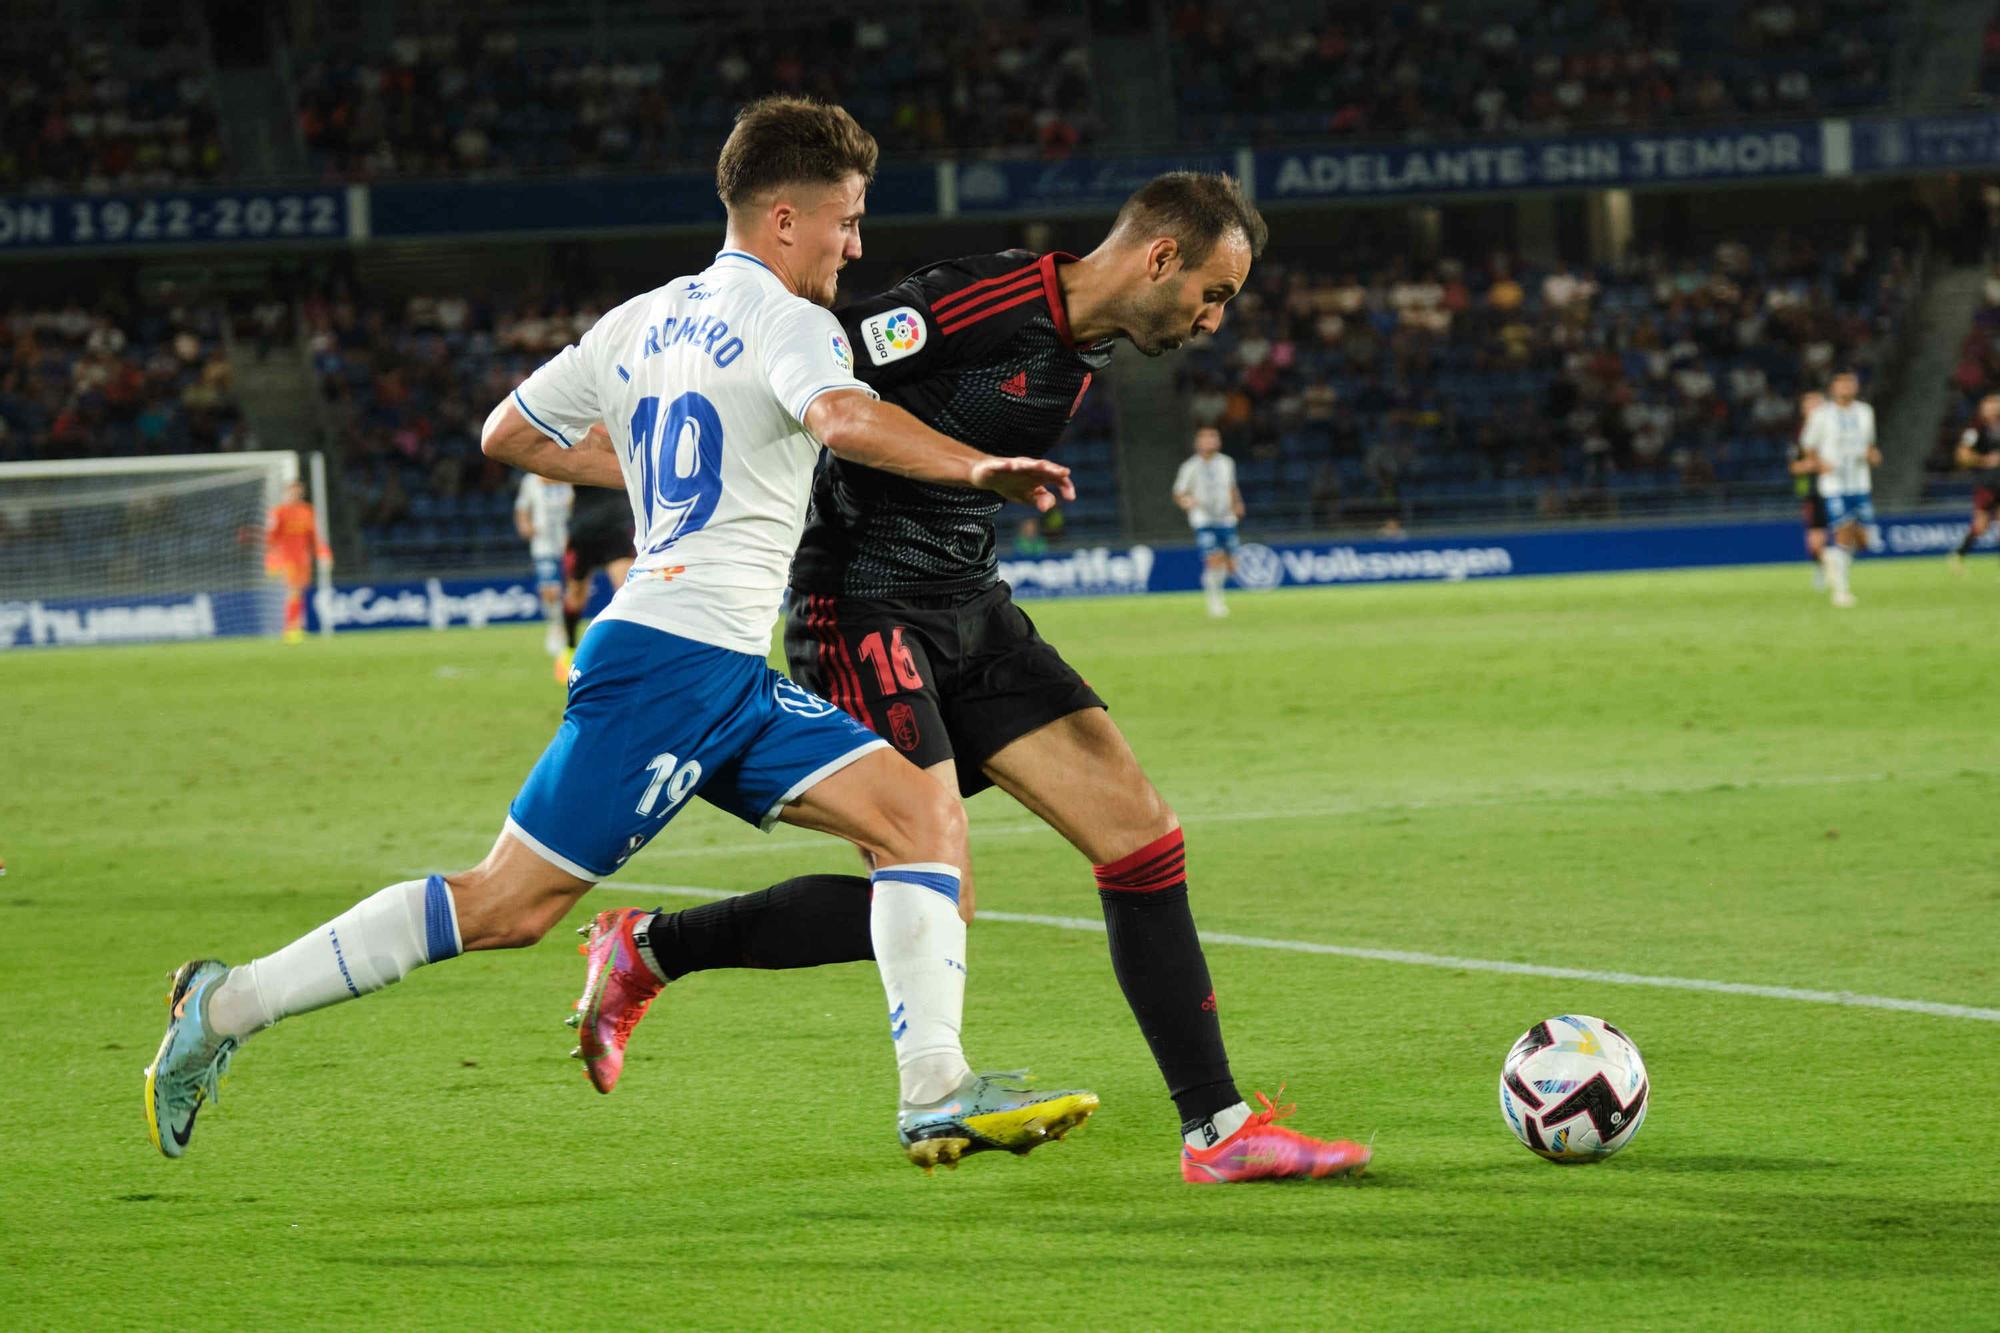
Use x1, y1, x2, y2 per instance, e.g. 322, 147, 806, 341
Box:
1951, 393, 2000, 569
612, 173, 1371, 1182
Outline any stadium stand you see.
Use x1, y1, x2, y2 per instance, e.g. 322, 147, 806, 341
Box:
294, 9, 1096, 179
1171, 0, 1898, 145
0, 38, 225, 193
10, 217, 1904, 566
0, 298, 250, 464
1177, 228, 1915, 528
1921, 228, 2000, 500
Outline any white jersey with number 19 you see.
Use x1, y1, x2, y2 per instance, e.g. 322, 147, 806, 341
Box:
510, 250, 877, 656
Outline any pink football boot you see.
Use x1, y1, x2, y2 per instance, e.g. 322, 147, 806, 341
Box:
568, 907, 665, 1094
1181, 1090, 1372, 1183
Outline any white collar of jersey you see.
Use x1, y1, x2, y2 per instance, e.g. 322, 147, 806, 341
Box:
710, 250, 786, 289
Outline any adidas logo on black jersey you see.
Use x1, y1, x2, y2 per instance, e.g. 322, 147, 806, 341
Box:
998, 371, 1028, 398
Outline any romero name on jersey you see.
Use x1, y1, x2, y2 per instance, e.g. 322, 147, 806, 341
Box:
511, 250, 877, 656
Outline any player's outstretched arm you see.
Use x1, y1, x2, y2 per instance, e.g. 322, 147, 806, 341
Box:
806, 389, 1076, 512
481, 401, 624, 488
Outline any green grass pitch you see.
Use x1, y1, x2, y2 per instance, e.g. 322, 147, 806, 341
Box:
4, 560, 1998, 1329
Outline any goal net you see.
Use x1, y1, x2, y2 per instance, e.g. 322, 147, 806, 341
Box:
0, 453, 311, 650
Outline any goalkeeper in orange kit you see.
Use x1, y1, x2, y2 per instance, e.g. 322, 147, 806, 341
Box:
265, 481, 330, 642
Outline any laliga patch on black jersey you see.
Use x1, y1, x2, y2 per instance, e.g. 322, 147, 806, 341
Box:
860, 306, 927, 366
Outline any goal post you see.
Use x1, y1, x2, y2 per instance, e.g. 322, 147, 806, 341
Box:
0, 451, 318, 650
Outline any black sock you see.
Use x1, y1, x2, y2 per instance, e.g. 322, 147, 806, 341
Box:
1095, 832, 1240, 1130
562, 603, 581, 647
1958, 530, 1978, 555
644, 874, 874, 980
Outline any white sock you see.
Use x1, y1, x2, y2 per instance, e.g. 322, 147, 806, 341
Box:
869, 864, 973, 1106
1820, 547, 1851, 599
1184, 1101, 1254, 1150
205, 876, 462, 1040
1202, 567, 1227, 613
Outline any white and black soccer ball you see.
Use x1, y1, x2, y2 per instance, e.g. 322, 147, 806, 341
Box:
1498, 1014, 1649, 1164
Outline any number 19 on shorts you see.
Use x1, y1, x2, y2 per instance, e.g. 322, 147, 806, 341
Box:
637, 752, 703, 817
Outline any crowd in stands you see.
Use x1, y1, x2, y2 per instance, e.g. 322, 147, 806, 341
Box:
0, 2, 1928, 194
1177, 229, 1913, 528
1924, 187, 2000, 498
0, 41, 225, 193
303, 285, 573, 569
296, 15, 1096, 180
0, 299, 250, 465
1172, 0, 1896, 145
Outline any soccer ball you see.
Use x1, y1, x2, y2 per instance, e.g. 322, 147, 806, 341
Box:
1498, 1014, 1649, 1164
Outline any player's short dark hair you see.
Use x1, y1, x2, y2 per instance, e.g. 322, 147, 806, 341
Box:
715, 96, 878, 213
1111, 172, 1268, 266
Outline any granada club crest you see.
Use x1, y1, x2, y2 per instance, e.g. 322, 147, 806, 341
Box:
887, 701, 921, 752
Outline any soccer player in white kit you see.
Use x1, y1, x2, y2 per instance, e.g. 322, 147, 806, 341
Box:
1172, 425, 1245, 617
1798, 370, 1882, 609
145, 97, 1098, 1170
514, 472, 574, 659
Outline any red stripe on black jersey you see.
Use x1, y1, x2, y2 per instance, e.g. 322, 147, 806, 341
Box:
929, 261, 1040, 316
937, 286, 1047, 336
932, 272, 1044, 333
809, 595, 876, 729
1036, 252, 1076, 344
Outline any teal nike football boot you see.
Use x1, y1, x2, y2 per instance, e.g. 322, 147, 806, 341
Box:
145, 959, 237, 1159
897, 1071, 1099, 1172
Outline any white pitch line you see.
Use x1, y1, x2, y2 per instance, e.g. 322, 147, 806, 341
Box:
609, 880, 2000, 1025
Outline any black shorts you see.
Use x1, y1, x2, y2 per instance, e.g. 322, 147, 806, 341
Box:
783, 583, 1105, 796
564, 523, 636, 579
1802, 494, 1829, 530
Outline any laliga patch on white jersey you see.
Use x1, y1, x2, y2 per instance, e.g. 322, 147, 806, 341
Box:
860, 306, 926, 366
830, 331, 854, 373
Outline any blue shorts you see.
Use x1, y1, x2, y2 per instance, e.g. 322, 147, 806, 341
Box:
507, 619, 888, 880
1194, 525, 1241, 558
533, 555, 562, 589
1823, 492, 1876, 529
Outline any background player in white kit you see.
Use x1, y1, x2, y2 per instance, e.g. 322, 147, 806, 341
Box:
514, 472, 574, 659
1799, 370, 1882, 609
145, 97, 1097, 1171
1172, 425, 1245, 617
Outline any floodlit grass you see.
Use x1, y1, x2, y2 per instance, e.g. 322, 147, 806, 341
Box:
5, 560, 1996, 1328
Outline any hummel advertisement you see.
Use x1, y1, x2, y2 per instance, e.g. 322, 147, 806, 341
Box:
0, 589, 273, 649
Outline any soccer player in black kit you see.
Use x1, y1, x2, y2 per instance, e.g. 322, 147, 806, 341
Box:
586, 173, 1371, 1182
1951, 393, 2000, 571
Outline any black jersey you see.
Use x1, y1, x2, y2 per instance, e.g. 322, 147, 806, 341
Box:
569, 485, 631, 538
789, 250, 1113, 598
1961, 420, 2000, 490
